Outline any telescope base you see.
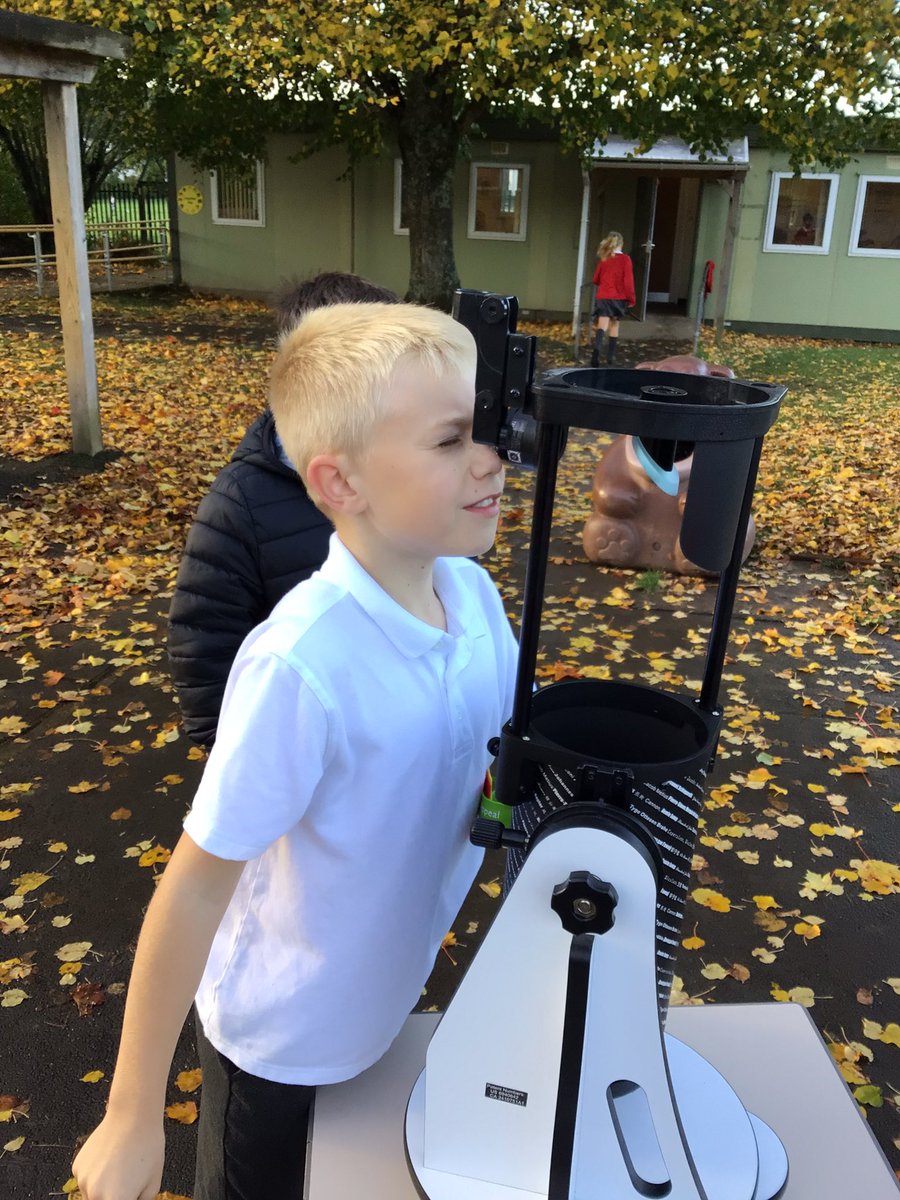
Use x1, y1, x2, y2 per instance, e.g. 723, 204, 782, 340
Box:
405, 1031, 788, 1200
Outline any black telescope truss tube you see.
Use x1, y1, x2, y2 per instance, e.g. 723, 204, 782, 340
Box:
452, 291, 785, 806
509, 420, 568, 736
699, 435, 764, 713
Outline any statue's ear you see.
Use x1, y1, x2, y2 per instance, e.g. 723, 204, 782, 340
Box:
679, 439, 755, 572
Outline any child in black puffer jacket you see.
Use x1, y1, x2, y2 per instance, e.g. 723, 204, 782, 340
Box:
167, 272, 400, 748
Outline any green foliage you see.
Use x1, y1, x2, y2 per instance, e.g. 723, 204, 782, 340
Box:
9, 0, 898, 301
636, 569, 663, 593
0, 146, 30, 223
23, 0, 888, 167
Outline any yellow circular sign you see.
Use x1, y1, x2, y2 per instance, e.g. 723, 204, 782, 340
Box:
177, 184, 203, 215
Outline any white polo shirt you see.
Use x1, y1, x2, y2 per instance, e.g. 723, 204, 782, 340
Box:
184, 535, 518, 1085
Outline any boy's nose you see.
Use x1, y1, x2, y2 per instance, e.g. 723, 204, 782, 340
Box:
472, 440, 504, 477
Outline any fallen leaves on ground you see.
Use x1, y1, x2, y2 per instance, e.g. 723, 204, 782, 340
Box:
0, 293, 897, 1186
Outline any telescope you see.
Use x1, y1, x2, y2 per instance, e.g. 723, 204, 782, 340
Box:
404, 290, 790, 1200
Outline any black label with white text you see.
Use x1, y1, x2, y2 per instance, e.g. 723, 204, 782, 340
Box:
485, 1083, 528, 1107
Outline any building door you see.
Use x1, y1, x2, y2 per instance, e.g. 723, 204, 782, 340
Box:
630, 175, 658, 320
648, 176, 681, 302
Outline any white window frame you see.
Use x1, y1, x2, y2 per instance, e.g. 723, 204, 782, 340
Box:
467, 162, 530, 241
393, 159, 409, 236
762, 171, 839, 255
210, 160, 266, 227
848, 175, 900, 258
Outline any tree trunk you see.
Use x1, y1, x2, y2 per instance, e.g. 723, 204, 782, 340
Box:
0, 124, 52, 224
396, 76, 462, 311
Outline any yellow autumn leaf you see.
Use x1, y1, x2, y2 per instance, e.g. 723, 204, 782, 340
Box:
0, 716, 28, 735
81, 1070, 105, 1083
857, 736, 900, 753
700, 962, 729, 980
690, 887, 731, 913
850, 859, 900, 896
68, 781, 99, 794
55, 941, 92, 963
837, 1058, 869, 1085
745, 767, 775, 787
2, 1135, 25, 1151
568, 636, 596, 652
479, 879, 501, 899
809, 822, 835, 837
787, 986, 816, 1007
176, 1068, 203, 1093
878, 1023, 900, 1047
681, 935, 705, 950
793, 922, 821, 940
772, 984, 815, 1007
753, 895, 779, 911
13, 871, 50, 896
138, 845, 172, 867
0, 1095, 29, 1123
0, 988, 29, 1007
165, 1100, 198, 1124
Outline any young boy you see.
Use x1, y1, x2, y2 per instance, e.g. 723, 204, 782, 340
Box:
72, 302, 518, 1200
168, 271, 399, 750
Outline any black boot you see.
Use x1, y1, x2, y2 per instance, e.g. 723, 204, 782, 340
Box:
606, 336, 618, 365
590, 329, 604, 368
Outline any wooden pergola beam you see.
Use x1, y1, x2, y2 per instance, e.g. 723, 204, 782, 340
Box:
0, 10, 129, 456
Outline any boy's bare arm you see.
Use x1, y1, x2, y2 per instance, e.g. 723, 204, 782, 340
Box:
73, 831, 245, 1200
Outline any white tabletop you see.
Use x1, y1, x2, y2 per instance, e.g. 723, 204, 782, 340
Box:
306, 1003, 899, 1199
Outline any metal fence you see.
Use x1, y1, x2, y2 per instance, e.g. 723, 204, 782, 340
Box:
86, 182, 169, 242
0, 217, 173, 295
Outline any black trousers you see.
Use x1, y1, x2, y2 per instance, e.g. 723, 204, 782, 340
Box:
194, 1011, 316, 1200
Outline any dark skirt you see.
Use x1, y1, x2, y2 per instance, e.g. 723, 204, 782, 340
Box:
592, 298, 628, 319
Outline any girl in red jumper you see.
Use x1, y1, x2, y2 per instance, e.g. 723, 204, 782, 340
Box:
590, 231, 635, 366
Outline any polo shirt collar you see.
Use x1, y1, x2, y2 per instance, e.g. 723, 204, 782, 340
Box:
319, 535, 487, 658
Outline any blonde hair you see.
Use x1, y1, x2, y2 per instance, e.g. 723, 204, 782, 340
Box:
598, 231, 624, 260
269, 302, 476, 488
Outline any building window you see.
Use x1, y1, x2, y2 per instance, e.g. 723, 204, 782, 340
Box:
210, 161, 265, 226
763, 172, 838, 254
468, 163, 529, 240
393, 159, 409, 236
849, 176, 900, 257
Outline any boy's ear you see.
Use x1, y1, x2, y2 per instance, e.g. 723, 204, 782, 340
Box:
306, 453, 367, 515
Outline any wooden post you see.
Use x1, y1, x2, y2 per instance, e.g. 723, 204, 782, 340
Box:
714, 174, 744, 347
42, 79, 103, 455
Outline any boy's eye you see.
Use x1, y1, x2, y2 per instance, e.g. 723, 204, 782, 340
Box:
437, 435, 463, 449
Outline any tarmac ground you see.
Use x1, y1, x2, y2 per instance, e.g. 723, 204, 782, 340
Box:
0, 304, 897, 1197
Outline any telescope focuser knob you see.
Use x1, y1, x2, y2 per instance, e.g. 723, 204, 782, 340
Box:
551, 871, 618, 936
470, 818, 528, 852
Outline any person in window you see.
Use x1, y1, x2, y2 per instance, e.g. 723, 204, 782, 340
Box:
167, 271, 400, 750
590, 231, 635, 367
792, 212, 817, 245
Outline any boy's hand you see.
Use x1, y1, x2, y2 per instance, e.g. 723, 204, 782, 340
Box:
72, 1111, 164, 1200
